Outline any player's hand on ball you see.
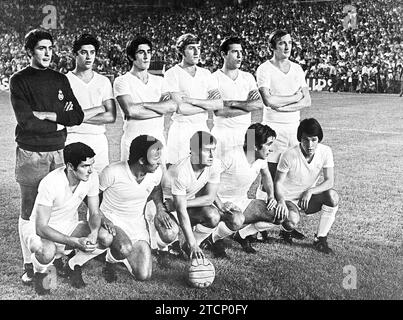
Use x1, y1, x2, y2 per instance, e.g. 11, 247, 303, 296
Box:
190, 245, 205, 262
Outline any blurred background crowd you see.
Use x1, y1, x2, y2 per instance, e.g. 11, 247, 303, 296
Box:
1, 0, 402, 93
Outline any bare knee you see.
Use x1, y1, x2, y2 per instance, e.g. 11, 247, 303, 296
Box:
157, 222, 179, 244
325, 189, 340, 207
98, 228, 113, 248
35, 240, 57, 264
203, 207, 221, 228
283, 210, 300, 230
225, 212, 245, 231
113, 242, 133, 259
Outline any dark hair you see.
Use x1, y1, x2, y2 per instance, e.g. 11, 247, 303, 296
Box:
126, 37, 152, 67
24, 29, 53, 54
190, 131, 217, 152
73, 33, 100, 54
128, 135, 160, 165
243, 123, 277, 152
176, 33, 200, 59
268, 29, 290, 50
219, 37, 242, 55
64, 142, 96, 170
297, 118, 323, 142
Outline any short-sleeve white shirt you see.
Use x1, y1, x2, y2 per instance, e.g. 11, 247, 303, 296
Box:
164, 65, 218, 125
212, 69, 256, 129
162, 156, 221, 200
30, 166, 99, 231
277, 144, 334, 200
256, 60, 307, 124
218, 146, 267, 203
99, 161, 162, 220
66, 71, 114, 135
113, 72, 167, 140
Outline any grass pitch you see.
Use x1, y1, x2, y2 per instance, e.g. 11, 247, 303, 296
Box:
0, 90, 402, 300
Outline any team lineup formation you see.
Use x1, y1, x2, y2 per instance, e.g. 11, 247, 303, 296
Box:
10, 28, 340, 295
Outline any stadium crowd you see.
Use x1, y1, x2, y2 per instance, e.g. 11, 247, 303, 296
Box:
1, 0, 402, 93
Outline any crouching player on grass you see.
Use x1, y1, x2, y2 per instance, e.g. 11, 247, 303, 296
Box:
21, 142, 113, 295
274, 118, 340, 253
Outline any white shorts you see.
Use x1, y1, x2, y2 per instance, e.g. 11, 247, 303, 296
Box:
223, 198, 252, 213
66, 133, 109, 173
22, 219, 81, 255
166, 120, 208, 164
103, 211, 150, 245
262, 122, 299, 163
120, 131, 166, 162
211, 126, 247, 159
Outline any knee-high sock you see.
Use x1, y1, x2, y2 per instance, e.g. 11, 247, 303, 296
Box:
19, 217, 32, 264
105, 249, 133, 276
68, 248, 107, 270
212, 222, 235, 243
193, 224, 215, 246
238, 222, 274, 239
31, 253, 54, 274
317, 205, 338, 237
157, 233, 178, 251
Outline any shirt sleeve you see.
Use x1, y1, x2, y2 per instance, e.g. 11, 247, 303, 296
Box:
113, 76, 130, 98
55, 75, 84, 126
87, 173, 100, 197
35, 177, 56, 207
102, 77, 114, 101
323, 146, 334, 168
99, 165, 114, 192
256, 64, 271, 88
247, 72, 258, 92
163, 68, 179, 92
277, 151, 292, 173
207, 160, 221, 184
171, 169, 188, 196
296, 64, 308, 88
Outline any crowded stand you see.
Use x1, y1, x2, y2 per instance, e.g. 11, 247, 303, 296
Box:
1, 0, 402, 93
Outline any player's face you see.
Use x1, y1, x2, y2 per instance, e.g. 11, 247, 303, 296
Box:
273, 34, 292, 60
300, 134, 319, 157
73, 157, 95, 182
197, 143, 216, 166
133, 44, 151, 70
224, 44, 243, 70
256, 136, 275, 160
30, 39, 53, 69
182, 43, 201, 66
144, 141, 163, 173
76, 44, 96, 70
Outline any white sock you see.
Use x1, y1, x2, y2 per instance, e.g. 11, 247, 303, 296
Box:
18, 217, 32, 264
254, 221, 276, 232
317, 205, 338, 237
255, 188, 268, 201
122, 259, 133, 275
238, 224, 258, 239
212, 222, 234, 243
105, 248, 121, 264
68, 248, 107, 270
31, 253, 54, 274
193, 224, 215, 246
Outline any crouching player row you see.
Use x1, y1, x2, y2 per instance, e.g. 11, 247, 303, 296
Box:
199, 118, 339, 257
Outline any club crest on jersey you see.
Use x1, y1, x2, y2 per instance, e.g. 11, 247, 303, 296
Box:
58, 89, 64, 101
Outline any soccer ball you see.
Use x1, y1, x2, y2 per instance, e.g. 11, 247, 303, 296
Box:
187, 258, 215, 288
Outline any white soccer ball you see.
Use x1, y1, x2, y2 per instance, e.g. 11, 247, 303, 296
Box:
187, 258, 215, 288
